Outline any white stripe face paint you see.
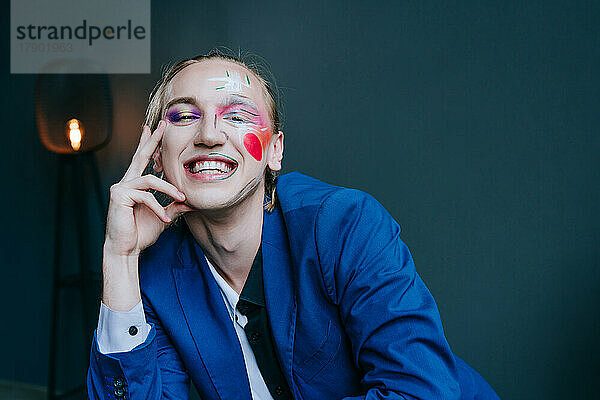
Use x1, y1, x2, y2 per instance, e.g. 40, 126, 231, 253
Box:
208, 70, 251, 92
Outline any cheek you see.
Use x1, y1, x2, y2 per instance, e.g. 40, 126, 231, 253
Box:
160, 131, 185, 167
243, 133, 263, 161
242, 126, 272, 162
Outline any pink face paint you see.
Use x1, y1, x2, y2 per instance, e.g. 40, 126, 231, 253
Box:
243, 132, 263, 161
216, 102, 273, 162
218, 104, 263, 125
245, 125, 272, 161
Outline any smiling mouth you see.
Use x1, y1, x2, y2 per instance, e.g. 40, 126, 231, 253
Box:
184, 154, 238, 180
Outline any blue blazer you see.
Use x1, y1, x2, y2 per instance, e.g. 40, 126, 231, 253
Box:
88, 171, 500, 399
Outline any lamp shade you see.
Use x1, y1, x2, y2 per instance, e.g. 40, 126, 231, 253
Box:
35, 74, 112, 154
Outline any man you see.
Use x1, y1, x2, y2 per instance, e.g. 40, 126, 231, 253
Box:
87, 52, 500, 399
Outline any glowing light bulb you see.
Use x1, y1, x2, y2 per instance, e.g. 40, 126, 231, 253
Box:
66, 118, 83, 151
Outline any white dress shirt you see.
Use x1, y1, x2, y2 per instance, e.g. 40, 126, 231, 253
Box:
96, 256, 274, 400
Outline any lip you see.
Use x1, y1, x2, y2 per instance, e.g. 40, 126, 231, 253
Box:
183, 152, 238, 182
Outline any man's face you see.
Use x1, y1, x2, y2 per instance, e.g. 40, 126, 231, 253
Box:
154, 59, 284, 210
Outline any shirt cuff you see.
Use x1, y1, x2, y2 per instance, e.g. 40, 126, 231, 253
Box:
96, 300, 152, 354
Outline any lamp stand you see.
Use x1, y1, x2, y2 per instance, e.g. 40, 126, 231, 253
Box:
47, 152, 106, 400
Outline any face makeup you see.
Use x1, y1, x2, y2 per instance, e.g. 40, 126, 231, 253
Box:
163, 95, 272, 180
216, 102, 272, 162
183, 152, 239, 182
158, 60, 280, 210
208, 69, 252, 92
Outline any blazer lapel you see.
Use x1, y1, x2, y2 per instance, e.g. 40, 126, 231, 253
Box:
172, 229, 252, 400
262, 206, 298, 392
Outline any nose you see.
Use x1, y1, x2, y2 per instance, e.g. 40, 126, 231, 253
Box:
193, 113, 227, 147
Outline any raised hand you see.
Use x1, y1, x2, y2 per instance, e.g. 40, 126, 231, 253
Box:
104, 121, 195, 257
102, 121, 195, 311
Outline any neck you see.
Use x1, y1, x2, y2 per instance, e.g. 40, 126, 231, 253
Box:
183, 185, 265, 294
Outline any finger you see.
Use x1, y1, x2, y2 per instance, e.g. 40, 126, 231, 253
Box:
123, 175, 185, 202
128, 125, 151, 169
165, 201, 196, 221
124, 120, 166, 180
126, 190, 171, 224
137, 120, 166, 166
135, 125, 151, 152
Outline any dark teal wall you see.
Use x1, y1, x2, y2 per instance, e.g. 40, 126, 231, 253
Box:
2, 1, 598, 399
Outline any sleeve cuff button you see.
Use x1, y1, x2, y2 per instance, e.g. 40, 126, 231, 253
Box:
128, 325, 138, 336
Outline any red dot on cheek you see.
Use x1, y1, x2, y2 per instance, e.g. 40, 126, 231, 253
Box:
243, 133, 263, 161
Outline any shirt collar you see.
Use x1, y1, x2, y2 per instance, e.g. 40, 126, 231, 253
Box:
205, 255, 239, 310
204, 245, 265, 310
239, 245, 265, 308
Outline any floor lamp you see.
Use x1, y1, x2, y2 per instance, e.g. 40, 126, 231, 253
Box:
35, 73, 112, 400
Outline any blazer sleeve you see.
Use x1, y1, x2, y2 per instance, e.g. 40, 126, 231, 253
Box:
315, 189, 461, 400
87, 292, 190, 400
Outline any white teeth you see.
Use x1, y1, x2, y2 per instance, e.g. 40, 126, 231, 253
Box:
189, 160, 233, 174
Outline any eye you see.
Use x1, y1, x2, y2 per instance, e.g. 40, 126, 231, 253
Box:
167, 111, 200, 125
224, 112, 252, 124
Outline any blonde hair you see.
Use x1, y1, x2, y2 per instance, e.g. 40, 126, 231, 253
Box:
144, 49, 283, 212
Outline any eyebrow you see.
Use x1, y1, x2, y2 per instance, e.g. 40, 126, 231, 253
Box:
163, 94, 260, 114
164, 96, 197, 112
218, 94, 260, 114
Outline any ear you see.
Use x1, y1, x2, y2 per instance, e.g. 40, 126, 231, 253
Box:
267, 130, 284, 171
152, 144, 163, 173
